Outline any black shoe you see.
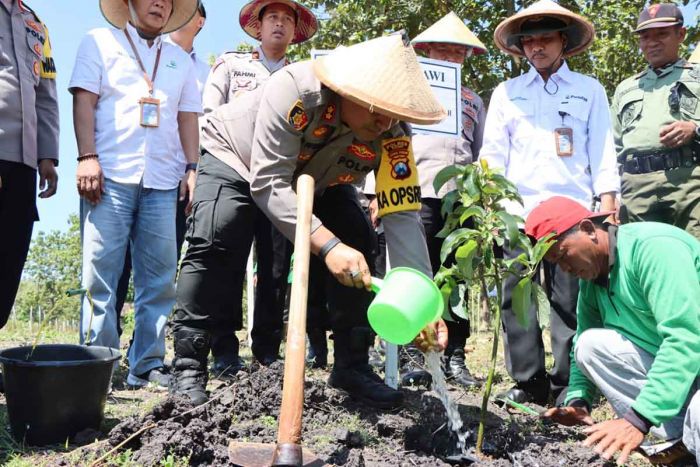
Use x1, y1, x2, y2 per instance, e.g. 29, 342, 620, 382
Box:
494, 385, 548, 407
306, 328, 328, 369
170, 327, 210, 406
328, 364, 403, 409
443, 349, 481, 388
400, 344, 431, 387
211, 355, 246, 377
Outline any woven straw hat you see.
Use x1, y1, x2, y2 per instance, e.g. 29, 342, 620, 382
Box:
412, 12, 487, 55
239, 0, 318, 45
691, 45, 700, 64
494, 0, 594, 58
100, 0, 198, 34
313, 34, 446, 125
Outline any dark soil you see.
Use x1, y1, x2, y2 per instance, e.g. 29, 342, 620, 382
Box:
75, 361, 619, 466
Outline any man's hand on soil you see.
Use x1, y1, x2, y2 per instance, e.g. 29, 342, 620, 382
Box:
413, 319, 448, 352
542, 406, 594, 426
582, 418, 644, 465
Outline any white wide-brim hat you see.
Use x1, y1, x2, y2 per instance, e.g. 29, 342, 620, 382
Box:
100, 0, 198, 34
313, 34, 446, 125
239, 0, 318, 45
494, 0, 595, 58
412, 12, 487, 55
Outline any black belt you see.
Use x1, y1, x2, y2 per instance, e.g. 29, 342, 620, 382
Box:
623, 146, 699, 175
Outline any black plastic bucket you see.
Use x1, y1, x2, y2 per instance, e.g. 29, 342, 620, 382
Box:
0, 344, 120, 445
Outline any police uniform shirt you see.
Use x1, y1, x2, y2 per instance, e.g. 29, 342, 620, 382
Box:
480, 62, 620, 218
413, 85, 485, 199
201, 61, 432, 276
0, 0, 59, 169
612, 59, 700, 162
202, 46, 286, 113
68, 22, 202, 190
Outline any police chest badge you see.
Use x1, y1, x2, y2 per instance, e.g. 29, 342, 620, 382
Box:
375, 136, 421, 217
288, 100, 309, 131
348, 142, 376, 161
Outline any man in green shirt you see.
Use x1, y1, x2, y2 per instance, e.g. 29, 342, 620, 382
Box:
525, 196, 700, 464
612, 3, 700, 239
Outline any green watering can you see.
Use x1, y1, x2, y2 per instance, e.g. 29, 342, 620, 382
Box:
367, 267, 444, 345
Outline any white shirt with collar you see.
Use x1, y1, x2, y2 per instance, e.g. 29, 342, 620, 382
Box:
165, 35, 211, 95
480, 61, 620, 218
68, 22, 202, 190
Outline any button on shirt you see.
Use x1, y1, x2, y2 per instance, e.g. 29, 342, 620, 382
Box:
480, 62, 620, 218
68, 23, 202, 189
0, 0, 59, 169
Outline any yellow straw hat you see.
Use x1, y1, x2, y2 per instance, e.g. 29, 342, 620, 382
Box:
100, 0, 198, 34
494, 0, 595, 58
313, 34, 446, 125
690, 44, 700, 64
412, 12, 487, 55
239, 0, 318, 45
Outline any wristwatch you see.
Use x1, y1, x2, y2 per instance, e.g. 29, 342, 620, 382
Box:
694, 123, 700, 141
185, 162, 198, 173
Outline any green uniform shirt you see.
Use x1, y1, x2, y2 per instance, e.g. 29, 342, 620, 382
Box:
611, 59, 700, 162
566, 222, 700, 426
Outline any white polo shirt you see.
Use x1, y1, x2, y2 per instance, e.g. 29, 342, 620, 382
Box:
164, 36, 211, 94
480, 62, 620, 218
69, 22, 202, 189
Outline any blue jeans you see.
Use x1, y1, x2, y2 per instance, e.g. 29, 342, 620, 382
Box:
80, 178, 177, 375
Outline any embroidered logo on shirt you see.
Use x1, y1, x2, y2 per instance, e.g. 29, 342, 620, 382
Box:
348, 142, 376, 161
322, 103, 336, 122
384, 139, 412, 180
33, 60, 40, 76
166, 60, 177, 69
337, 174, 355, 184
25, 20, 42, 34
287, 100, 309, 131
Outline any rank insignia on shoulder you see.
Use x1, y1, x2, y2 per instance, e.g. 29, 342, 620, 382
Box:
288, 100, 309, 131
348, 142, 376, 161
322, 103, 336, 121
313, 125, 330, 138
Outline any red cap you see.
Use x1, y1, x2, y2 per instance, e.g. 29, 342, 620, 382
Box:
525, 196, 613, 240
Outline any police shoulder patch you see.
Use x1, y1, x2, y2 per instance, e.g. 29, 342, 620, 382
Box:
375, 136, 421, 217
287, 100, 309, 131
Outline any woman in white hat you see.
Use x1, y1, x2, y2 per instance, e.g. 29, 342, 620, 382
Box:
397, 12, 487, 390
479, 0, 620, 407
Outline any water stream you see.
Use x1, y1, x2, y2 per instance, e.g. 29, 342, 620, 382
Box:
424, 350, 471, 454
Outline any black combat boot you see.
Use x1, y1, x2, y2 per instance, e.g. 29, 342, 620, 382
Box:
170, 327, 210, 405
443, 347, 481, 388
210, 333, 246, 377
400, 344, 432, 387
328, 328, 403, 409
306, 328, 328, 368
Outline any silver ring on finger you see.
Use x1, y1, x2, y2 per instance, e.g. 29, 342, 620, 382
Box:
349, 270, 361, 279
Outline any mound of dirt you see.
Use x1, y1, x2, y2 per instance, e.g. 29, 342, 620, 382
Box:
102, 362, 614, 466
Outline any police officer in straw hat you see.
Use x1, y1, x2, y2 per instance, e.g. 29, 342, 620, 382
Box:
201, 0, 318, 377
613, 3, 700, 238
399, 11, 487, 389
480, 0, 620, 406
171, 33, 448, 407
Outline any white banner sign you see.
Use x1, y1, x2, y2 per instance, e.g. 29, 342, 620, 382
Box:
310, 51, 462, 137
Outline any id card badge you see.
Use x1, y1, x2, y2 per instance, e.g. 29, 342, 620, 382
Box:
554, 127, 573, 157
139, 97, 161, 128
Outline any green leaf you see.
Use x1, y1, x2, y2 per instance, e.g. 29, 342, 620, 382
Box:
440, 283, 454, 322
464, 169, 481, 200
455, 240, 478, 278
532, 282, 550, 330
459, 205, 485, 225
439, 228, 471, 264
440, 191, 459, 219
512, 277, 532, 329
496, 211, 519, 245
433, 165, 463, 194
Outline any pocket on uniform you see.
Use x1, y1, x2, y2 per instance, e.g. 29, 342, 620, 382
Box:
617, 90, 644, 134
678, 81, 700, 118
187, 182, 221, 248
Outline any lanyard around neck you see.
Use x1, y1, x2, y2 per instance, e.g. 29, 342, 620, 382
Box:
124, 29, 162, 95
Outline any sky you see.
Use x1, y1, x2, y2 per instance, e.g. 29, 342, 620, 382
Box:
25, 1, 700, 235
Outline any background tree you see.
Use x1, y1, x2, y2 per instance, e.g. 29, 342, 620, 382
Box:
288, 0, 699, 100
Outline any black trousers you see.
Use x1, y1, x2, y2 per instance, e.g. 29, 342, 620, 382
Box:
500, 242, 578, 402
421, 198, 470, 347
0, 161, 37, 328
172, 153, 376, 337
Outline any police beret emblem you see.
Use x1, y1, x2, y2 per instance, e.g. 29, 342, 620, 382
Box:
287, 100, 309, 131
